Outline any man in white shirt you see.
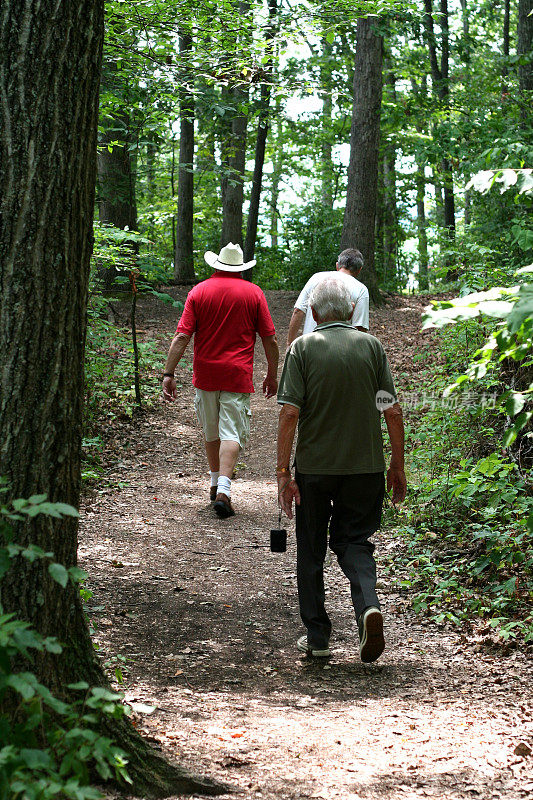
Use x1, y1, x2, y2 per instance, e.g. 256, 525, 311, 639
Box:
287, 248, 370, 346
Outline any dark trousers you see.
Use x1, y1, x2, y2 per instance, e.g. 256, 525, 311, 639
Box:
294, 470, 385, 650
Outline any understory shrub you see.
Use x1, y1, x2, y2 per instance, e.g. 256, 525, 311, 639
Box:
0, 486, 131, 798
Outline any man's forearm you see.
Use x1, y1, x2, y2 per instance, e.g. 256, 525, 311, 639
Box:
277, 404, 299, 469
262, 335, 279, 377
164, 333, 191, 374
384, 402, 405, 468
287, 309, 305, 346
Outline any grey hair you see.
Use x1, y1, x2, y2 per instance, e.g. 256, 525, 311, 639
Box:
309, 277, 353, 323
337, 248, 364, 274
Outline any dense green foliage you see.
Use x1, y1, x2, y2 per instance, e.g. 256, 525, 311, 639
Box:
387, 171, 532, 643
0, 487, 131, 798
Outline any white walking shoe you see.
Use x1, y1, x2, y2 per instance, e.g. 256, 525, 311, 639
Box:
297, 635, 330, 658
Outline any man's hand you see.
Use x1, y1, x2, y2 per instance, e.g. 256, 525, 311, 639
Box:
387, 467, 407, 505
277, 474, 300, 519
263, 374, 278, 399
162, 376, 178, 402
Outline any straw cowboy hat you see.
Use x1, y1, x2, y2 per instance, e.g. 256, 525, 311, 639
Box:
204, 242, 255, 272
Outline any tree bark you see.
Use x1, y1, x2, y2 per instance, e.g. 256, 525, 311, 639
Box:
270, 103, 284, 249
340, 18, 384, 305
518, 0, 533, 115
0, 2, 224, 795
502, 0, 511, 82
243, 0, 278, 272
423, 0, 455, 237
416, 164, 430, 291
411, 76, 430, 289
220, 2, 250, 249
243, 84, 270, 269
382, 59, 397, 286
220, 83, 248, 248
174, 31, 195, 282
97, 60, 138, 289
320, 35, 334, 208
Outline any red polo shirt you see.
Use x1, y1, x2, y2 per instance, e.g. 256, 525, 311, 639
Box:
176, 272, 276, 393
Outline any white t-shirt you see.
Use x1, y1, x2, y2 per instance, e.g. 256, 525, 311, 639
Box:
294, 270, 370, 333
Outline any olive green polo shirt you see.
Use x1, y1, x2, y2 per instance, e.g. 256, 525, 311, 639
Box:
277, 322, 397, 474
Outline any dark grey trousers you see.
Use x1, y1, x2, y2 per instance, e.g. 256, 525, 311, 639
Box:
294, 470, 385, 650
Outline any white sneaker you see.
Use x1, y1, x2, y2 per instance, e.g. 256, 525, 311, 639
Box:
358, 607, 385, 663
297, 635, 330, 657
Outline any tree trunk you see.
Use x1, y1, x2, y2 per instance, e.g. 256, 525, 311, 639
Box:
433, 171, 445, 227
374, 158, 384, 281
382, 59, 397, 286
320, 35, 334, 208
220, 83, 248, 248
340, 18, 384, 305
97, 57, 138, 290
423, 0, 456, 237
518, 0, 533, 116
410, 76, 430, 289
382, 150, 396, 285
220, 2, 250, 249
0, 3, 224, 795
146, 139, 156, 197
243, 0, 278, 273
502, 0, 511, 82
416, 163, 430, 291
174, 31, 195, 282
243, 84, 270, 269
269, 97, 284, 249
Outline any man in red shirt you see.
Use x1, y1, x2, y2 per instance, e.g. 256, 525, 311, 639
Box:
162, 243, 279, 518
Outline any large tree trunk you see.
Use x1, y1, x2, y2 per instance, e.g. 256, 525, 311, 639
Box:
174, 31, 195, 282
340, 18, 384, 305
0, 3, 223, 795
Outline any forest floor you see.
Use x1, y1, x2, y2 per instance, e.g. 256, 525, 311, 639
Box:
80, 288, 532, 800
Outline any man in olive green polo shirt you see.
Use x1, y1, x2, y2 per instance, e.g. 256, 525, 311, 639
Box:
276, 277, 406, 662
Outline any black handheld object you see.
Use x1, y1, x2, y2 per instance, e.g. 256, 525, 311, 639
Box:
270, 510, 287, 553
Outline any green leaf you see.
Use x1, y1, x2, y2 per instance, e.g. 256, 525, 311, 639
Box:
503, 412, 532, 447
6, 673, 37, 700
11, 498, 28, 511
20, 748, 53, 769
48, 562, 68, 588
68, 566, 87, 583
43, 637, 63, 654
67, 681, 90, 691
505, 393, 526, 416
506, 284, 533, 333
27, 494, 47, 504
53, 502, 79, 517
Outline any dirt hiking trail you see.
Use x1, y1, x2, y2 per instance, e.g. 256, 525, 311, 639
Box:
80, 290, 532, 800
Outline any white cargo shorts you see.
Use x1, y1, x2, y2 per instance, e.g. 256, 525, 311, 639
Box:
194, 389, 251, 448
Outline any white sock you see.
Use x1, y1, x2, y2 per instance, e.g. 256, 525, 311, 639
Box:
217, 475, 232, 498
210, 471, 219, 487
